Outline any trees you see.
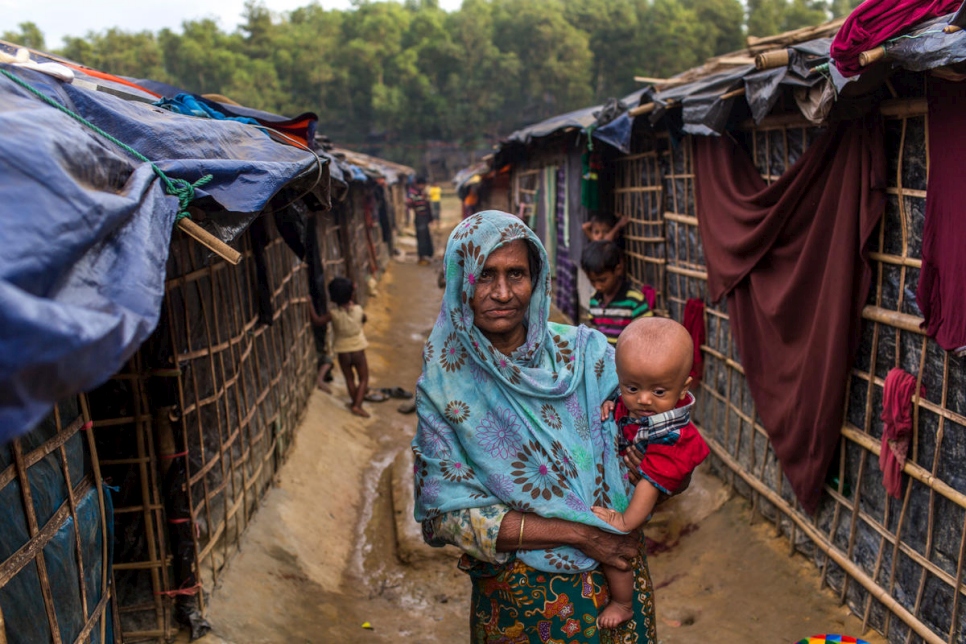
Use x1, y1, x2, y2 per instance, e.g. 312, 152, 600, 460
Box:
29, 0, 848, 160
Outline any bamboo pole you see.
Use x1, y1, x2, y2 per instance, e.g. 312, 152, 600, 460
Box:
859, 46, 887, 67
861, 305, 924, 335
755, 49, 790, 70
880, 97, 928, 119
177, 218, 242, 265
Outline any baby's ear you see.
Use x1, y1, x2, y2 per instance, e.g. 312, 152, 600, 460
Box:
680, 376, 693, 399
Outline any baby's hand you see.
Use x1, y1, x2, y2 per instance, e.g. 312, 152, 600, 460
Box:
600, 400, 616, 422
592, 506, 629, 532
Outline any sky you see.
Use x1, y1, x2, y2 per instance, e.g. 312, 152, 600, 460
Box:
1, 0, 463, 49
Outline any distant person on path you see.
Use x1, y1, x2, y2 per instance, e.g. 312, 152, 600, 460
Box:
592, 317, 709, 627
461, 183, 479, 220
428, 182, 442, 229
309, 277, 371, 418
407, 176, 434, 264
581, 241, 652, 345
413, 210, 662, 643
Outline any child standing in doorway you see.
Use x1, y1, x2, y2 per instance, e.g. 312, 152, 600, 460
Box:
580, 240, 652, 345
309, 277, 371, 418
581, 212, 630, 243
592, 317, 710, 627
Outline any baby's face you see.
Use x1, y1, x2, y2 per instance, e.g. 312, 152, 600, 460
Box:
615, 343, 691, 418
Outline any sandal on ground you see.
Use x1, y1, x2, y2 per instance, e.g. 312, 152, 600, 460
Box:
364, 389, 389, 402
397, 401, 416, 414
379, 387, 413, 400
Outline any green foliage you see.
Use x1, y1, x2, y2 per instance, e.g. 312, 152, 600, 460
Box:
2, 22, 46, 51
36, 0, 842, 158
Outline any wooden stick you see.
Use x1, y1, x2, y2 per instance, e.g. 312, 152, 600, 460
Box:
861, 304, 924, 334
634, 76, 670, 84
719, 88, 746, 101
755, 49, 790, 70
879, 97, 928, 118
859, 46, 887, 67
177, 218, 243, 265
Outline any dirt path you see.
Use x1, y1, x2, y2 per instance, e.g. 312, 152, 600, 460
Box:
188, 200, 884, 644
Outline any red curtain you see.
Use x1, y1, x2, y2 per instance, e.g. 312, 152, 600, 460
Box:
694, 116, 886, 513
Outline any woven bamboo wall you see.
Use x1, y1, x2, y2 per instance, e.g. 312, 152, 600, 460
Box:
612, 142, 667, 314
616, 81, 966, 643
84, 212, 322, 642
0, 397, 116, 644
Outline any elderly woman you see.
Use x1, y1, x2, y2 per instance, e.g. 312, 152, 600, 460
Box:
413, 211, 657, 642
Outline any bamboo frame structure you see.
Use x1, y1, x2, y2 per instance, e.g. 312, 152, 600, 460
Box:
87, 354, 174, 642
617, 78, 966, 642
611, 143, 667, 314
0, 398, 115, 644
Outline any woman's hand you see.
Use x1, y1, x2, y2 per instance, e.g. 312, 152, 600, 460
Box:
573, 523, 639, 571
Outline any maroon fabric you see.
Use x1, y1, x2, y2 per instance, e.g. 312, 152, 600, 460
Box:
641, 284, 657, 312
683, 298, 706, 383
878, 368, 923, 499
917, 77, 966, 352
693, 116, 886, 513
830, 0, 961, 77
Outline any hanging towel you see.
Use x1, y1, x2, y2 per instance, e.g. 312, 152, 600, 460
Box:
683, 299, 706, 382
879, 368, 923, 499
641, 285, 657, 312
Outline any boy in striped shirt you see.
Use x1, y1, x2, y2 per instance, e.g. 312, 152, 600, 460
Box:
580, 240, 652, 344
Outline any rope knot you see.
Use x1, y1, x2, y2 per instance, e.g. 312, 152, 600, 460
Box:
152, 167, 214, 220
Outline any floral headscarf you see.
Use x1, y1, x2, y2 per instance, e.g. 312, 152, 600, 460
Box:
412, 210, 629, 573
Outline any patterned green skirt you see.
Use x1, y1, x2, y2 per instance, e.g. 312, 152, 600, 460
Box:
461, 538, 656, 643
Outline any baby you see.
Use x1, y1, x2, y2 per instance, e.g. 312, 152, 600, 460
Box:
592, 317, 710, 628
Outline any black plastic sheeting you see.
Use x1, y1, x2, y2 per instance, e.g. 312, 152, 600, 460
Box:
0, 402, 116, 644
502, 89, 647, 154
0, 62, 320, 444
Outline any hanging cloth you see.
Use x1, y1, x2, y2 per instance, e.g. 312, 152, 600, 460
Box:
693, 115, 886, 514
878, 368, 923, 499
682, 299, 706, 383
830, 0, 961, 77
641, 285, 657, 312
917, 77, 966, 354
542, 166, 557, 271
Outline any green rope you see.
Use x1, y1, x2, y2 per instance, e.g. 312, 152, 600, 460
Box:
0, 67, 213, 221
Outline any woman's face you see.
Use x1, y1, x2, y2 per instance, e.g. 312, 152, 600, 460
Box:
470, 240, 533, 342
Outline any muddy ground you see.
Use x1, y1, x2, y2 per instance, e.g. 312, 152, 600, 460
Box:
187, 202, 884, 644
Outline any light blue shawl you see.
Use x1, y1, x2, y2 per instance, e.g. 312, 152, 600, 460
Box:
412, 210, 630, 573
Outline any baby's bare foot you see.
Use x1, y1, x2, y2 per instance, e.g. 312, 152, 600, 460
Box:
597, 601, 634, 629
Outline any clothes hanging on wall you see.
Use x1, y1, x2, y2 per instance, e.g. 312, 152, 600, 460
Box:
917, 77, 966, 355
879, 368, 924, 499
694, 115, 886, 514
641, 285, 657, 312
683, 298, 706, 383
248, 216, 275, 327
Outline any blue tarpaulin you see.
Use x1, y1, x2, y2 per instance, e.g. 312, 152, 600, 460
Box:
0, 64, 320, 443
